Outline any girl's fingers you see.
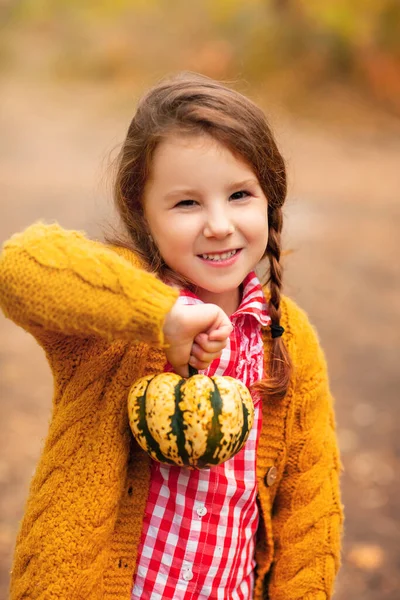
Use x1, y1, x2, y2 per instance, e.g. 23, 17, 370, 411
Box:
163, 303, 232, 374
207, 323, 233, 341
189, 355, 218, 371
190, 343, 224, 363
193, 336, 227, 354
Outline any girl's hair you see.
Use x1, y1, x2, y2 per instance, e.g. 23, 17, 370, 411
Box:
111, 71, 291, 400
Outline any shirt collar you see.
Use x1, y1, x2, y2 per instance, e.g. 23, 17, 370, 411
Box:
178, 271, 271, 327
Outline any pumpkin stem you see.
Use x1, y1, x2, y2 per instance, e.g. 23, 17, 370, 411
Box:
188, 364, 198, 377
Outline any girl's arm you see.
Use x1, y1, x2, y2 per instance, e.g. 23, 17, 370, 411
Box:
267, 309, 343, 600
0, 222, 178, 347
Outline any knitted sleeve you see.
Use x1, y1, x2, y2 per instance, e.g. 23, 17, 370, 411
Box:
268, 306, 344, 600
0, 222, 179, 346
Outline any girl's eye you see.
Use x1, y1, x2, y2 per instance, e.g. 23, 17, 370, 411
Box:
175, 199, 198, 208
230, 190, 250, 201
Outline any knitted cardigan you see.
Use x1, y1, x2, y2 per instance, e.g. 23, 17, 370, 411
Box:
0, 223, 343, 600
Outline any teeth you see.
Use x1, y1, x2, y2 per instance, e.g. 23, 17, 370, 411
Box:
201, 250, 237, 261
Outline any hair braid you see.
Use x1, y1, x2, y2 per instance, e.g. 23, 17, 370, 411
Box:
252, 206, 292, 401
266, 206, 283, 323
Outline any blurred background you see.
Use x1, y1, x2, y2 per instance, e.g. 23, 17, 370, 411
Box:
0, 1, 399, 598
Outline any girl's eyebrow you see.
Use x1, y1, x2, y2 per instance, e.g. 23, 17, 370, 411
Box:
164, 178, 260, 200
228, 178, 259, 190
164, 188, 199, 200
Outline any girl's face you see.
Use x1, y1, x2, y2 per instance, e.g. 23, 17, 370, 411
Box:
143, 133, 269, 315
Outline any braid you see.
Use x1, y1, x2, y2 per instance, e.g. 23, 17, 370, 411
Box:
252, 206, 292, 402
266, 207, 283, 324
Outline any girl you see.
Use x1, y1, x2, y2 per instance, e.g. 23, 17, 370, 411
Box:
0, 72, 343, 600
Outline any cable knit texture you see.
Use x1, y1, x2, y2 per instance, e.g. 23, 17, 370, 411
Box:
0, 223, 343, 600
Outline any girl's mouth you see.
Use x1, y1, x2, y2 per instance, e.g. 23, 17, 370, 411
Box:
197, 249, 242, 266
201, 249, 237, 261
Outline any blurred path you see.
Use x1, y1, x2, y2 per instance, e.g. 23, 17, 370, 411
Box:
0, 77, 399, 599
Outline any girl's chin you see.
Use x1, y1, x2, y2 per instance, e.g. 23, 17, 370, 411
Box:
192, 283, 241, 298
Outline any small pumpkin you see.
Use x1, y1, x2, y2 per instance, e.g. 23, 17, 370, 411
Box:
127, 365, 254, 469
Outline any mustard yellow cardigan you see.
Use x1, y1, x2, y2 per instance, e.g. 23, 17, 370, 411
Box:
0, 223, 343, 600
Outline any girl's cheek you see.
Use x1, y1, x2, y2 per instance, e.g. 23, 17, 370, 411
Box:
170, 219, 202, 235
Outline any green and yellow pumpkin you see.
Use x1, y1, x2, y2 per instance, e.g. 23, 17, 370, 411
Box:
127, 366, 254, 469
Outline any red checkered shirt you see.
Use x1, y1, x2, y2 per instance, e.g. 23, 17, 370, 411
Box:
131, 271, 271, 599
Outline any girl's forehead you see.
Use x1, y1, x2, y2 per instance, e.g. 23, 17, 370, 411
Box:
151, 132, 254, 176
155, 132, 224, 156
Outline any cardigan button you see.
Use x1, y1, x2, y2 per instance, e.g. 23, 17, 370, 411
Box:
264, 466, 278, 487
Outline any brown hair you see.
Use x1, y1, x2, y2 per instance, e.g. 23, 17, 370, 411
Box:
111, 71, 291, 400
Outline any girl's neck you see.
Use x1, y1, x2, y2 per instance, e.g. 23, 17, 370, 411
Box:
193, 285, 242, 317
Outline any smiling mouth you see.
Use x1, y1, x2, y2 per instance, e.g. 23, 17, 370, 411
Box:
199, 249, 240, 261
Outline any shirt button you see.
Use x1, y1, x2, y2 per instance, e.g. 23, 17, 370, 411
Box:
264, 466, 278, 487
182, 569, 193, 581
196, 505, 207, 517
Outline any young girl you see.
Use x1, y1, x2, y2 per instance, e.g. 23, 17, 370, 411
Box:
0, 72, 343, 600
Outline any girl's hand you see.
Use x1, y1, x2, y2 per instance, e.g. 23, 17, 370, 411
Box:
162, 301, 233, 377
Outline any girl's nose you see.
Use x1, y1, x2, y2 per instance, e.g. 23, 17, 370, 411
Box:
203, 208, 235, 239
